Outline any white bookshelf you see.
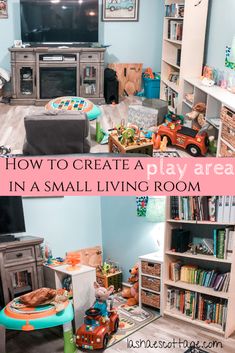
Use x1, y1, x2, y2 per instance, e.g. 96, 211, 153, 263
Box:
182, 77, 235, 157
163, 197, 235, 338
160, 0, 209, 113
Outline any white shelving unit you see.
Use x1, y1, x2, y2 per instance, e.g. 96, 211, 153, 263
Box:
139, 253, 164, 315
182, 77, 235, 157
44, 264, 96, 329
163, 197, 235, 338
160, 0, 209, 113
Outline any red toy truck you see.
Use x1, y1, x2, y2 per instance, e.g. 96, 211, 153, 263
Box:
76, 307, 119, 350
157, 121, 209, 156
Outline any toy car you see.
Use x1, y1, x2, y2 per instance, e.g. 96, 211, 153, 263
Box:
107, 0, 134, 12
157, 121, 209, 156
76, 307, 119, 350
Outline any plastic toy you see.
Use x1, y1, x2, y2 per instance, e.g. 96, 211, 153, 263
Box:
66, 252, 81, 271
160, 136, 168, 152
156, 120, 209, 157
76, 282, 119, 350
144, 67, 155, 79
122, 264, 139, 306
45, 96, 101, 121
120, 127, 135, 146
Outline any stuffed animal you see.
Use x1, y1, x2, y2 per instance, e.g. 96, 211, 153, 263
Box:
93, 282, 114, 320
122, 264, 139, 306
186, 102, 207, 130
13, 288, 69, 312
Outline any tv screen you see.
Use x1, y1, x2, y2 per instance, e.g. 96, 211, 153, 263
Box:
0, 197, 26, 235
20, 0, 99, 44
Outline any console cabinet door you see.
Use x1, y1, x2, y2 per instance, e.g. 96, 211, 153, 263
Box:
80, 63, 100, 98
15, 64, 36, 99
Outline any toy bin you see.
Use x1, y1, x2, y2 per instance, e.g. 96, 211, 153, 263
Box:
143, 74, 161, 99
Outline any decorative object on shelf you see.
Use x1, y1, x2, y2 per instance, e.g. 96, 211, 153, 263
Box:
122, 264, 139, 306
201, 77, 215, 87
13, 40, 23, 48
102, 0, 139, 22
66, 252, 81, 271
146, 196, 166, 223
136, 196, 149, 217
186, 102, 207, 130
225, 45, 235, 70
45, 96, 101, 121
0, 0, 7, 18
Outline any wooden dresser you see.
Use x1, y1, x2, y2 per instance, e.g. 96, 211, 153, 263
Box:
0, 236, 44, 306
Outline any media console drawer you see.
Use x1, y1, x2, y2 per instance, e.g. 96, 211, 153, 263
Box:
4, 246, 35, 266
15, 52, 36, 62
80, 52, 100, 62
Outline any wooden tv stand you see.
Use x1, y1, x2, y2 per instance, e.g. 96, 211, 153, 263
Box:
9, 46, 106, 105
0, 236, 44, 306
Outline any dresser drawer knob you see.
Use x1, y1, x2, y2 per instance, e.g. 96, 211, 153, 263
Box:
16, 253, 23, 258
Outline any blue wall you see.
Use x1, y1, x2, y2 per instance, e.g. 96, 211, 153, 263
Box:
205, 0, 235, 70
22, 196, 102, 257
101, 197, 165, 282
0, 0, 164, 72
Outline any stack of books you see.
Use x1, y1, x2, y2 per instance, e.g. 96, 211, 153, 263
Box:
165, 3, 184, 18
167, 289, 227, 329
164, 86, 178, 113
169, 262, 230, 292
170, 196, 235, 223
213, 227, 235, 260
168, 20, 183, 41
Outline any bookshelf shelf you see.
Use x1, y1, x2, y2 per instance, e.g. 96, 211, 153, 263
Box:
164, 309, 224, 334
164, 197, 235, 338
162, 79, 179, 93
161, 0, 209, 113
165, 250, 232, 264
165, 280, 229, 299
166, 219, 235, 226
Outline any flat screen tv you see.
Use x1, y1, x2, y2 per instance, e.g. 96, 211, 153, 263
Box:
20, 0, 99, 44
0, 197, 26, 235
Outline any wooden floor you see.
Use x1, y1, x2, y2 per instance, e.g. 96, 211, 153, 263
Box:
0, 98, 187, 156
5, 316, 235, 353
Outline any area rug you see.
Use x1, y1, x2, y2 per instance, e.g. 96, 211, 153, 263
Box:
184, 349, 209, 353
153, 151, 180, 158
107, 295, 160, 347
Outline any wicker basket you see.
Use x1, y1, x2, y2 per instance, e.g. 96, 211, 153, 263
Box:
221, 107, 235, 130
220, 141, 235, 157
142, 275, 160, 292
141, 290, 160, 309
221, 123, 235, 149
141, 261, 161, 277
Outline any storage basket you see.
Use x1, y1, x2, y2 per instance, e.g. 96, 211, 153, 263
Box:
141, 290, 160, 309
221, 123, 235, 149
220, 141, 235, 157
142, 275, 161, 292
143, 75, 161, 99
221, 107, 235, 130
141, 261, 161, 277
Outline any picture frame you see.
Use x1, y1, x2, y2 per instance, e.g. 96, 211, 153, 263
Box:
102, 0, 139, 22
0, 0, 8, 19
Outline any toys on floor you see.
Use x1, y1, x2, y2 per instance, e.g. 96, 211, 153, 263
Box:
96, 260, 123, 292
143, 67, 155, 79
156, 118, 209, 157
122, 264, 139, 306
76, 282, 119, 350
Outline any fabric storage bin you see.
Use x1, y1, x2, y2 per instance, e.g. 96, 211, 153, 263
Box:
142, 275, 161, 292
221, 107, 235, 130
128, 105, 159, 129
141, 261, 161, 277
141, 290, 160, 309
221, 123, 235, 149
220, 141, 235, 157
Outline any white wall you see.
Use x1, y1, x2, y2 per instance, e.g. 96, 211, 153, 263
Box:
23, 197, 102, 257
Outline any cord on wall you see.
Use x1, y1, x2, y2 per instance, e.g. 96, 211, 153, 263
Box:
195, 0, 203, 6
